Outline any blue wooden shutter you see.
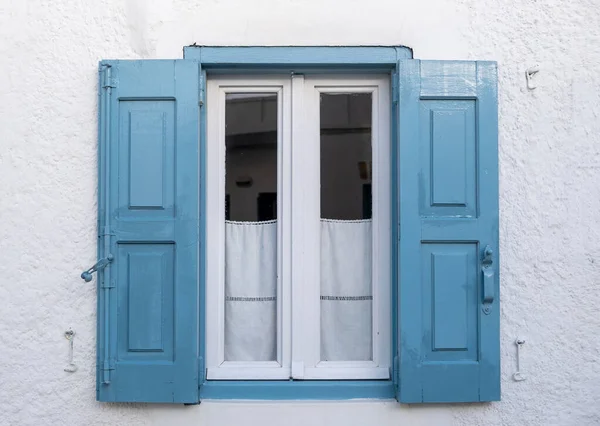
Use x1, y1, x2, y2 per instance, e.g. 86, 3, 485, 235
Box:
397, 60, 500, 403
97, 60, 201, 403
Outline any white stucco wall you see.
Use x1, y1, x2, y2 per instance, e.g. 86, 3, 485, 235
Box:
1, 0, 600, 425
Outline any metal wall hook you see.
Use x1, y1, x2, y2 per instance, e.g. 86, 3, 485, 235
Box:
81, 254, 113, 282
64, 329, 78, 373
513, 338, 526, 381
526, 65, 540, 90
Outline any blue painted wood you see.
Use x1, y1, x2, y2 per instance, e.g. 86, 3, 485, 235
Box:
421, 100, 476, 217
183, 46, 412, 66
127, 110, 168, 208
425, 246, 476, 356
476, 63, 501, 401
97, 64, 110, 389
200, 381, 395, 400
198, 67, 207, 387
390, 68, 399, 389
97, 60, 200, 403
122, 247, 173, 354
397, 60, 499, 403
420, 61, 478, 98
119, 103, 174, 214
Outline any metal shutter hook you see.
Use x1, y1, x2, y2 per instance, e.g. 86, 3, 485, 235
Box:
81, 254, 113, 282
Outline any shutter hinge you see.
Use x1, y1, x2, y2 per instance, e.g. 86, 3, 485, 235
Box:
98, 226, 115, 238
392, 75, 399, 105
101, 279, 116, 289
198, 69, 205, 107
101, 359, 115, 384
393, 355, 399, 384
101, 66, 117, 89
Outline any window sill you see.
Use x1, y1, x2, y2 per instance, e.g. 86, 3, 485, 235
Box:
200, 380, 395, 400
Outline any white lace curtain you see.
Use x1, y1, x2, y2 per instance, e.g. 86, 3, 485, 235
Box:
224, 219, 372, 362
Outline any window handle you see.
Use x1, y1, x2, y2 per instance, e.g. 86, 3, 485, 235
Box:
481, 245, 494, 315
81, 254, 113, 282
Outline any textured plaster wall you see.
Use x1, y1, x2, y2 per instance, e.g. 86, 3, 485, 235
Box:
1, 0, 600, 425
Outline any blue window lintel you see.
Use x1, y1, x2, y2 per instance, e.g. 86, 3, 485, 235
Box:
183, 45, 412, 68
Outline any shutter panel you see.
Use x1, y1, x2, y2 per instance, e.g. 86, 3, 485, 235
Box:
397, 60, 499, 403
97, 60, 201, 403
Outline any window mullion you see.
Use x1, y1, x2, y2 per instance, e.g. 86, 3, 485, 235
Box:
280, 80, 292, 374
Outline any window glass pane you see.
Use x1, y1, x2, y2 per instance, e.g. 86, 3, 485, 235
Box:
319, 93, 373, 361
224, 93, 278, 361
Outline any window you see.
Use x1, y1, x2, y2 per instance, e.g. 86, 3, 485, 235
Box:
92, 48, 500, 403
205, 76, 390, 380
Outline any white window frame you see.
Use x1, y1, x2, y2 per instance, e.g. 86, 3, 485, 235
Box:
206, 74, 390, 381
206, 77, 292, 380
296, 76, 391, 380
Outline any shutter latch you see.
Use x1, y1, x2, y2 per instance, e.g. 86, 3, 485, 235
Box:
81, 254, 114, 282
481, 245, 494, 314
